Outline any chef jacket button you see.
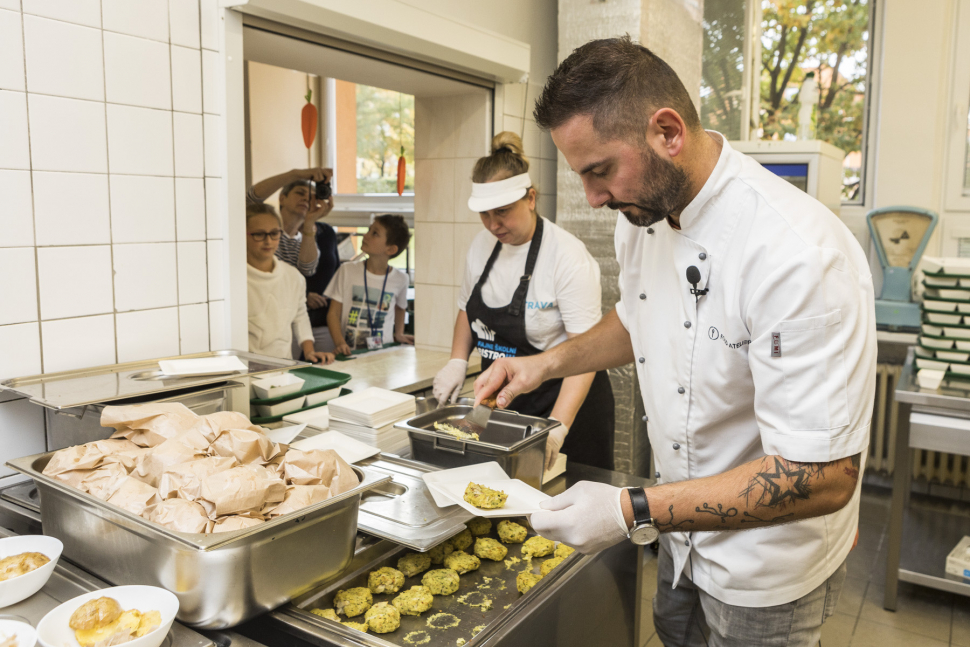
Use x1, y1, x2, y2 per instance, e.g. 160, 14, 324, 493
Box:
672, 442, 680, 450
638, 357, 645, 364
685, 539, 691, 546
698, 252, 707, 260
641, 415, 648, 422
646, 228, 654, 234
655, 471, 660, 478
639, 293, 646, 300
684, 321, 691, 329
677, 386, 685, 394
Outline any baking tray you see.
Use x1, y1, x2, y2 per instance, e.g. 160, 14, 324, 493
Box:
283, 522, 582, 646
251, 387, 352, 425
249, 366, 352, 406
0, 350, 306, 410
7, 451, 392, 629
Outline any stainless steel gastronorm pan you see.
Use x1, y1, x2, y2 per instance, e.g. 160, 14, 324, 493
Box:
7, 451, 392, 630
396, 406, 557, 489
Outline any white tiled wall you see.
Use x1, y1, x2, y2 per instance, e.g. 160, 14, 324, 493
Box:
0, 0, 228, 388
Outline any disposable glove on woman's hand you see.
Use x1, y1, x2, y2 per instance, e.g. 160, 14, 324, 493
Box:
544, 420, 568, 471
530, 481, 630, 554
433, 359, 468, 407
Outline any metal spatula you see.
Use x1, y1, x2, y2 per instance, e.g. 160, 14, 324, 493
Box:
452, 397, 497, 437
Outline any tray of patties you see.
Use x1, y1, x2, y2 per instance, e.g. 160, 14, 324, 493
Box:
281, 516, 579, 646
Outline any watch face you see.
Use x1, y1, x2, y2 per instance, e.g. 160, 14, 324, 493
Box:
630, 524, 659, 545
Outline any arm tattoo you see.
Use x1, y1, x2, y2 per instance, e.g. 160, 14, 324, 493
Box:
741, 511, 796, 524
695, 502, 738, 523
738, 456, 823, 510
653, 504, 695, 532
844, 453, 862, 480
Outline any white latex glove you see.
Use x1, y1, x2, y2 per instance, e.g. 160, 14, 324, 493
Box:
530, 481, 629, 554
433, 359, 468, 407
544, 419, 568, 471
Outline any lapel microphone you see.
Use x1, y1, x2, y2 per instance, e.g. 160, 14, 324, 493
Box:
686, 265, 708, 302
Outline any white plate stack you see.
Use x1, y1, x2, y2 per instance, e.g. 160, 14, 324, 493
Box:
326, 387, 417, 454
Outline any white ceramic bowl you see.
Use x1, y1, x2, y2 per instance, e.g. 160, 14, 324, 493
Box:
0, 536, 62, 608
37, 586, 178, 647
0, 619, 37, 647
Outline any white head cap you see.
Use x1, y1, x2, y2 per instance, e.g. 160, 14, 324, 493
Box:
467, 172, 533, 213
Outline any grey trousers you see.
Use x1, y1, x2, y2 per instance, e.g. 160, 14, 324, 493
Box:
653, 535, 847, 647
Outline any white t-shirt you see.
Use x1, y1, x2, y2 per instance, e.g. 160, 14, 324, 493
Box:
457, 219, 602, 351
324, 259, 409, 349
247, 258, 313, 359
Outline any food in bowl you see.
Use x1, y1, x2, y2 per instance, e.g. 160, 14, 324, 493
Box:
0, 552, 50, 582
463, 483, 507, 509
0, 631, 17, 647
69, 596, 161, 647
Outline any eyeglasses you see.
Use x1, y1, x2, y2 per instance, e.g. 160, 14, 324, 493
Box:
249, 229, 282, 241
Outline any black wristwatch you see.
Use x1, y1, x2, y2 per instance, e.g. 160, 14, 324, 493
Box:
627, 487, 660, 545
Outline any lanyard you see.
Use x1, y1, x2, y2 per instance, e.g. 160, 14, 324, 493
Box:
363, 260, 391, 336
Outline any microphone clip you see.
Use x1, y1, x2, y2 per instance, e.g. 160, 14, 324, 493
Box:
686, 265, 708, 303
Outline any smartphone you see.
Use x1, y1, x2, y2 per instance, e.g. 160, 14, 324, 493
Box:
314, 179, 332, 201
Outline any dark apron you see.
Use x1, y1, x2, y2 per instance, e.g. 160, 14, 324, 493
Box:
465, 217, 615, 470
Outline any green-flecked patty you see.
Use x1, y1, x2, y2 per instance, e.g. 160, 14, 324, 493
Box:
540, 555, 566, 577
428, 541, 454, 565
364, 602, 401, 634
342, 621, 368, 632
448, 528, 473, 552
463, 482, 507, 509
516, 571, 542, 594
443, 550, 481, 574
397, 552, 432, 577
473, 536, 508, 561
334, 587, 372, 617
421, 568, 460, 595
554, 543, 575, 559
521, 535, 555, 558
496, 520, 527, 544
368, 566, 406, 594
310, 608, 338, 621
391, 585, 434, 616
467, 517, 491, 536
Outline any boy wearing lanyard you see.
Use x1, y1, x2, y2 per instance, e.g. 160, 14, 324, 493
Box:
325, 215, 413, 355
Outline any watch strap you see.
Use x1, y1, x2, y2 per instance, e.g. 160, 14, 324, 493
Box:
628, 487, 651, 525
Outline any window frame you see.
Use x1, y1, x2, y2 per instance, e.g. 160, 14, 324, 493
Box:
945, 0, 970, 212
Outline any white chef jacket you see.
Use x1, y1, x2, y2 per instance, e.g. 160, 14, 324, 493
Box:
616, 134, 876, 607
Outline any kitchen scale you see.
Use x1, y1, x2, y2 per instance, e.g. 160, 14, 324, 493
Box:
867, 206, 938, 331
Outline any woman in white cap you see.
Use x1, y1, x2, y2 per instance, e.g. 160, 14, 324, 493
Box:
432, 132, 615, 471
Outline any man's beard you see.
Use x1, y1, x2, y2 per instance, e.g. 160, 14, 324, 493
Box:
607, 145, 691, 228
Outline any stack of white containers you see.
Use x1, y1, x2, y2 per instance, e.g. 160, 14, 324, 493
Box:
916, 256, 970, 388
326, 387, 417, 454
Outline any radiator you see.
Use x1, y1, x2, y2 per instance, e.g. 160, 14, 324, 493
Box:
871, 363, 970, 487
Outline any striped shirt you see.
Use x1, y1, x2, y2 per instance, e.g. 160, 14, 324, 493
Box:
247, 187, 319, 276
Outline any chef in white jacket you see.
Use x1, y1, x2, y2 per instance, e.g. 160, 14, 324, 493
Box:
475, 37, 876, 646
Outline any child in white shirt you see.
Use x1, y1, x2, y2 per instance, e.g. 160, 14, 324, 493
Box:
247, 204, 334, 363
325, 215, 413, 354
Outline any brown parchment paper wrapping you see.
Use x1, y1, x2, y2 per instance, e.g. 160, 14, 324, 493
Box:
211, 513, 265, 534
103, 403, 201, 447
146, 499, 213, 533
199, 412, 265, 442
80, 462, 130, 500
282, 449, 359, 492
133, 429, 211, 487
42, 438, 142, 476
263, 485, 334, 518
106, 476, 160, 517
157, 456, 238, 501
200, 465, 286, 517
210, 429, 282, 465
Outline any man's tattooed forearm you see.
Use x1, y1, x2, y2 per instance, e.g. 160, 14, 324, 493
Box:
740, 511, 796, 524
654, 504, 695, 532
738, 456, 822, 509
695, 503, 738, 523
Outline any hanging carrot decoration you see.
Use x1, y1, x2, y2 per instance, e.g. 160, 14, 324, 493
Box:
301, 89, 317, 149
396, 145, 406, 196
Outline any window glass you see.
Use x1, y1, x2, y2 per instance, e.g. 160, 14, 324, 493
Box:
701, 0, 748, 141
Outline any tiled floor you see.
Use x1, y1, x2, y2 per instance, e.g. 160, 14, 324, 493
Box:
639, 485, 970, 646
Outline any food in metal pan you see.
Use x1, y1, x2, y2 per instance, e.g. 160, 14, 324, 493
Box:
516, 571, 542, 594
391, 586, 434, 616
467, 517, 491, 536
421, 568, 460, 595
496, 520, 527, 544
334, 587, 372, 618
554, 543, 575, 559
309, 608, 339, 621
432, 422, 479, 441
521, 535, 555, 558
69, 597, 161, 647
364, 602, 401, 633
397, 552, 432, 577
341, 621, 368, 633
473, 537, 508, 562
443, 551, 481, 575
427, 541, 454, 565
540, 556, 566, 577
463, 482, 508, 509
367, 567, 405, 594
0, 551, 50, 581
448, 528, 473, 552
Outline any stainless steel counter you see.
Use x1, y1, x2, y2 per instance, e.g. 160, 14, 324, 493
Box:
332, 347, 481, 395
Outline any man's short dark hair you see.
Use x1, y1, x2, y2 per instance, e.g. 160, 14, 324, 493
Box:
374, 214, 411, 259
280, 179, 311, 198
534, 36, 701, 140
